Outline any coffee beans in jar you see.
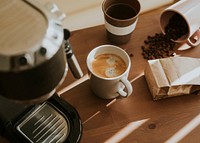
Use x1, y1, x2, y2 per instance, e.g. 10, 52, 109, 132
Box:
165, 13, 189, 41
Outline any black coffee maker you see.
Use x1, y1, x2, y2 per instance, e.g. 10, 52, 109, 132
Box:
0, 0, 83, 142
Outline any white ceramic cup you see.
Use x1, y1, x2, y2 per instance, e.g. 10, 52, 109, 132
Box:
160, 0, 200, 47
86, 45, 133, 99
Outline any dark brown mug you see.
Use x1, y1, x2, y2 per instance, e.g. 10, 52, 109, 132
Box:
102, 0, 141, 44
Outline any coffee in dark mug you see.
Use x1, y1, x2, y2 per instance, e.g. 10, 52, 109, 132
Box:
102, 0, 141, 44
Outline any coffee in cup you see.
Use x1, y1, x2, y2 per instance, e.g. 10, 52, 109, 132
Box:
106, 4, 137, 20
102, 0, 141, 44
87, 45, 133, 99
91, 53, 126, 78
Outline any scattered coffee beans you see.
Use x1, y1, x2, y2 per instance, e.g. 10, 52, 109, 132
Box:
141, 33, 177, 60
141, 14, 188, 60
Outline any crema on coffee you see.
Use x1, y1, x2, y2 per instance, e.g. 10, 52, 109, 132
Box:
91, 54, 126, 78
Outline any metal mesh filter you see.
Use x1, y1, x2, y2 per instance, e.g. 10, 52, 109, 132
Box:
16, 102, 70, 143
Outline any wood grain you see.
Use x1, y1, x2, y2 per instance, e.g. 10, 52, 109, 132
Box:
1, 4, 200, 143
58, 6, 200, 143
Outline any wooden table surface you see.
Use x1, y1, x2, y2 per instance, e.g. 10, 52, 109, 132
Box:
1, 5, 200, 143
59, 6, 200, 143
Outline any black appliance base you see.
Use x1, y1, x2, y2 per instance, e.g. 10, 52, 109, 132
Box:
0, 93, 82, 143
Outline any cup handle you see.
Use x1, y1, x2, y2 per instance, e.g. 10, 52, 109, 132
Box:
187, 29, 200, 47
118, 77, 133, 97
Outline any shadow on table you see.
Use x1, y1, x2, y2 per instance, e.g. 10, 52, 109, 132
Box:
60, 75, 200, 143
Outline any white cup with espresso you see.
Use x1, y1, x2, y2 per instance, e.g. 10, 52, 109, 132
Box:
86, 45, 133, 99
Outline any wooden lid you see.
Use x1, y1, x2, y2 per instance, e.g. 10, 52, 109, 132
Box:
0, 0, 64, 72
0, 0, 47, 55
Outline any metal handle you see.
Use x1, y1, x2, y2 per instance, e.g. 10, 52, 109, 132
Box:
64, 29, 83, 79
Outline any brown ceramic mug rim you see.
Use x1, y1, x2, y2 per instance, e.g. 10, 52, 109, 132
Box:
102, 0, 141, 22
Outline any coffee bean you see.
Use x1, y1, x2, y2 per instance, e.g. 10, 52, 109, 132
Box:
165, 13, 188, 41
129, 53, 134, 57
141, 13, 189, 60
141, 33, 178, 60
